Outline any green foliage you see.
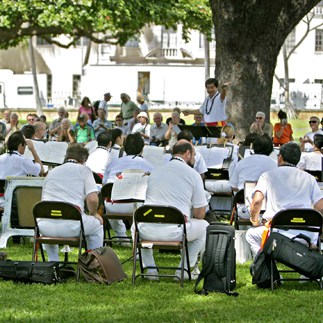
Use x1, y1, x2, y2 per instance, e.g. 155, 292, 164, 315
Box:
0, 0, 212, 49
0, 241, 322, 322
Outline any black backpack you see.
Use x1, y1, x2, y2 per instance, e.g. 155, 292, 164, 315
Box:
194, 222, 238, 296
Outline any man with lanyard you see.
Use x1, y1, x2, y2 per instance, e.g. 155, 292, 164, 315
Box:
183, 78, 231, 127
40, 144, 103, 261
133, 139, 209, 279
246, 142, 323, 257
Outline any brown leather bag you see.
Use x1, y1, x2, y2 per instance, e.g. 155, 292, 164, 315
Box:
78, 247, 127, 284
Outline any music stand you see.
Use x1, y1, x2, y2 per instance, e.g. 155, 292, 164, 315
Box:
178, 125, 221, 139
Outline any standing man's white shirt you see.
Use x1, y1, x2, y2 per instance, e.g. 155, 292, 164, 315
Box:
199, 92, 226, 124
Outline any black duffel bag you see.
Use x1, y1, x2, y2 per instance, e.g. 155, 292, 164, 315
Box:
0, 261, 60, 284
263, 232, 323, 280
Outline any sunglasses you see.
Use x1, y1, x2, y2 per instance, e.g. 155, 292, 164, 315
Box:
256, 117, 263, 119
115, 119, 122, 121
309, 121, 317, 124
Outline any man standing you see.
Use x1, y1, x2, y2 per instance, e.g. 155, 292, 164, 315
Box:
120, 93, 138, 125
246, 142, 323, 256
41, 145, 103, 261
183, 78, 230, 126
136, 140, 209, 279
149, 112, 168, 146
98, 92, 112, 114
299, 116, 323, 152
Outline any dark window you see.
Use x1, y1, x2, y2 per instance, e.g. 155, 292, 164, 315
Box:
17, 87, 33, 95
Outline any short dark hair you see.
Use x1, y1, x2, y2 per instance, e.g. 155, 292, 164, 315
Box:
7, 131, 26, 151
97, 131, 112, 147
313, 134, 323, 150
111, 128, 122, 146
205, 78, 218, 88
280, 142, 301, 165
124, 133, 144, 155
278, 110, 287, 120
253, 135, 273, 156
177, 130, 193, 142
172, 140, 193, 156
64, 144, 89, 163
242, 133, 259, 146
21, 124, 35, 139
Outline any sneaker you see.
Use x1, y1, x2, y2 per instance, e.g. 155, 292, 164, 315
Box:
143, 269, 159, 281
119, 242, 132, 248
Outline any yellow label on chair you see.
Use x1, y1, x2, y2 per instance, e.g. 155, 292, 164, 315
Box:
154, 214, 165, 218
51, 210, 62, 217
143, 209, 152, 216
290, 217, 305, 223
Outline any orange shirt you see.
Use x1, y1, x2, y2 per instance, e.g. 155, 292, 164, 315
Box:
273, 123, 293, 145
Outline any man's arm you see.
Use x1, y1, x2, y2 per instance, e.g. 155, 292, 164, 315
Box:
193, 206, 206, 219
249, 191, 264, 226
183, 109, 201, 116
314, 198, 323, 215
25, 139, 44, 176
86, 191, 103, 224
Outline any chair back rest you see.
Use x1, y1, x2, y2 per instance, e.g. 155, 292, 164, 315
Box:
134, 205, 185, 226
92, 172, 103, 184
33, 201, 83, 224
101, 183, 113, 200
15, 186, 42, 228
205, 168, 229, 180
271, 208, 323, 233
303, 170, 323, 182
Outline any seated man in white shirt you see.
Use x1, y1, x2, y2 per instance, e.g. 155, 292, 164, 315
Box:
0, 131, 44, 220
246, 142, 323, 257
86, 131, 112, 178
134, 140, 209, 279
102, 133, 153, 242
149, 112, 168, 147
229, 135, 277, 191
40, 145, 103, 261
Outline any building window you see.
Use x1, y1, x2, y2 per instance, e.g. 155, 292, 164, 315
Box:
286, 29, 296, 50
315, 29, 323, 51
138, 72, 150, 96
36, 37, 52, 46
17, 87, 33, 95
76, 37, 90, 46
314, 79, 323, 84
47, 75, 52, 100
125, 38, 139, 48
72, 75, 81, 98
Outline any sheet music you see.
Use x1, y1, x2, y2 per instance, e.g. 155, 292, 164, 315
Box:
143, 146, 164, 167
111, 170, 148, 201
196, 146, 230, 168
24, 141, 68, 164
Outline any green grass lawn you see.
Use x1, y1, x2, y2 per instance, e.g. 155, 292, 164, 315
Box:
0, 240, 322, 322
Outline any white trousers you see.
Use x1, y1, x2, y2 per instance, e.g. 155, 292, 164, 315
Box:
246, 225, 319, 257
132, 219, 209, 269
39, 214, 103, 261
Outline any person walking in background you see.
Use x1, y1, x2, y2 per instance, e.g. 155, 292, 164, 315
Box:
98, 92, 112, 115
137, 94, 149, 119
249, 111, 273, 137
273, 110, 293, 147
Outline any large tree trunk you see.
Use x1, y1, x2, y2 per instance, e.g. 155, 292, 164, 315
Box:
210, 0, 320, 140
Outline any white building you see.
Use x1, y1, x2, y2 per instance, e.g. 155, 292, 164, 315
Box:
0, 3, 323, 110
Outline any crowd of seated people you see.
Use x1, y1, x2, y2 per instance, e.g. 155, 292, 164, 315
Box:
0, 102, 322, 280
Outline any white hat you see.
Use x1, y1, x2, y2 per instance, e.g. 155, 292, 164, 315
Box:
138, 111, 148, 119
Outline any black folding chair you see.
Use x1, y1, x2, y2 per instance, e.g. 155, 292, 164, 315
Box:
132, 205, 191, 287
32, 201, 88, 281
267, 208, 323, 290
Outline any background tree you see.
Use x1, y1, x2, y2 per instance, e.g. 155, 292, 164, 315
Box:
274, 11, 323, 119
210, 0, 321, 139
